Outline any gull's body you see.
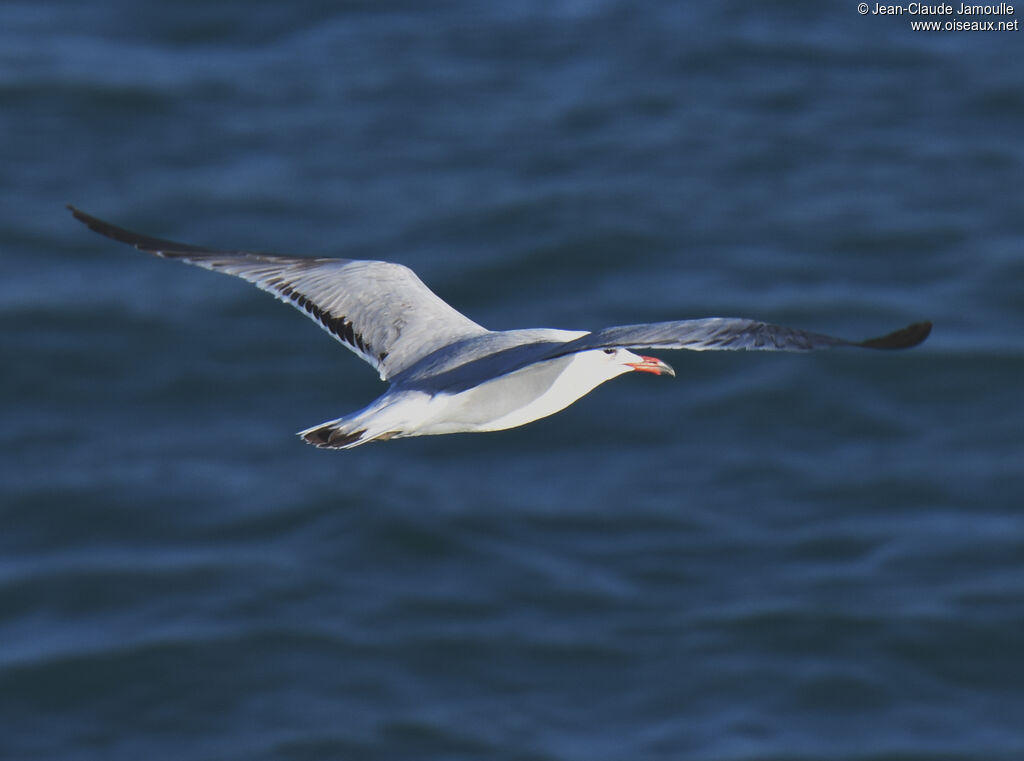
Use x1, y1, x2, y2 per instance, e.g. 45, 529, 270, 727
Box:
69, 207, 931, 449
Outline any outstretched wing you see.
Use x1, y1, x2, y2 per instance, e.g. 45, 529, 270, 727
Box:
69, 206, 488, 380
547, 317, 932, 356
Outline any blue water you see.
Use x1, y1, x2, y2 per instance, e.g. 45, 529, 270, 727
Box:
3, 2, 1023, 759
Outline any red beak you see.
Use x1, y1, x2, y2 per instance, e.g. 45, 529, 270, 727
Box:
626, 355, 675, 377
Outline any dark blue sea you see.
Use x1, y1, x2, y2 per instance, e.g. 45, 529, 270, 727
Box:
2, 2, 1022, 759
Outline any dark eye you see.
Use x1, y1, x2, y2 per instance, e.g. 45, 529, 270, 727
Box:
603, 348, 616, 355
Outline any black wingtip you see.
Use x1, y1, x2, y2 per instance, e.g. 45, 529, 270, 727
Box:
67, 204, 137, 245
857, 320, 932, 350
67, 204, 95, 229
67, 205, 208, 256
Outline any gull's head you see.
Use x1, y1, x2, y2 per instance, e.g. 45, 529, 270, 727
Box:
586, 347, 675, 379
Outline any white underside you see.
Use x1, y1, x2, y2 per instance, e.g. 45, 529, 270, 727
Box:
299, 347, 649, 447
408, 351, 633, 435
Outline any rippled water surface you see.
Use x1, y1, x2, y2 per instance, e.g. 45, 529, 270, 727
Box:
2, 2, 1023, 759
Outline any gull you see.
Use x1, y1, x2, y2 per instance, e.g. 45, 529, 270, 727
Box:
69, 206, 932, 449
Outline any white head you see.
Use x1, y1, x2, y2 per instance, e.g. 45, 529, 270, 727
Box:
576, 347, 676, 383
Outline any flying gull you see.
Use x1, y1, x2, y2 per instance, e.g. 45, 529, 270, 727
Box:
69, 206, 931, 449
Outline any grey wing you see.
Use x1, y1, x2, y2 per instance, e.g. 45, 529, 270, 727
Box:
549, 317, 932, 355
69, 206, 488, 380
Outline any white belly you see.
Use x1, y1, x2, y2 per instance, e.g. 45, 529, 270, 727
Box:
419, 352, 628, 434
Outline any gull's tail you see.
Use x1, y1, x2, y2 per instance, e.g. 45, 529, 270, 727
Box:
298, 419, 397, 449
297, 392, 425, 449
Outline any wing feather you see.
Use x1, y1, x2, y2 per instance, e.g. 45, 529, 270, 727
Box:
69, 206, 488, 380
547, 317, 932, 356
